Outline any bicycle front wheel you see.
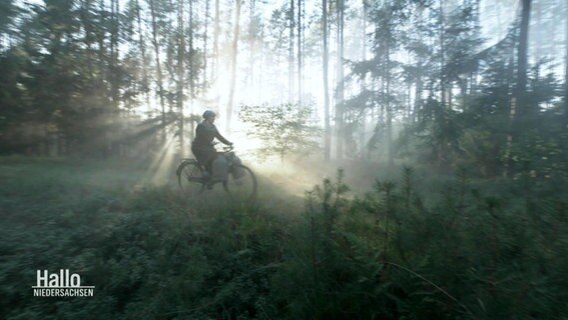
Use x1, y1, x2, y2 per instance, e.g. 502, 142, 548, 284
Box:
223, 165, 257, 203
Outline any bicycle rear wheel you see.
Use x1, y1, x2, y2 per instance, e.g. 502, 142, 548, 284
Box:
177, 160, 205, 196
223, 165, 257, 203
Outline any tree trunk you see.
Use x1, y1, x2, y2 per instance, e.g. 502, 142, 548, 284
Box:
288, 0, 295, 102
110, 0, 119, 110
323, 0, 331, 161
359, 0, 368, 158
412, 4, 424, 124
414, 72, 423, 123
297, 0, 302, 104
226, 0, 242, 133
247, 0, 256, 89
106, 0, 119, 156
177, 0, 185, 156
189, 0, 195, 100
148, 0, 166, 136
203, 0, 210, 88
533, 0, 542, 63
386, 35, 393, 168
515, 0, 531, 121
564, 0, 568, 121
188, 0, 195, 141
439, 0, 446, 109
213, 0, 220, 85
80, 0, 94, 78
136, 0, 150, 108
97, 0, 107, 108
335, 0, 345, 160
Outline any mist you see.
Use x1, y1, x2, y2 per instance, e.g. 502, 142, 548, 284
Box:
1, 0, 568, 318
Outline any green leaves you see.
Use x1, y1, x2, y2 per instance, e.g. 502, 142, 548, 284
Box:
239, 103, 321, 161
2, 154, 568, 318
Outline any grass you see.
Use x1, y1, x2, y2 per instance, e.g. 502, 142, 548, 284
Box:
0, 156, 299, 319
2, 156, 568, 319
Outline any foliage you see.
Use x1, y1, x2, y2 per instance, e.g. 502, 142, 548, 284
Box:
271, 166, 568, 319
2, 159, 568, 319
0, 0, 568, 317
0, 0, 205, 157
0, 158, 287, 319
239, 103, 320, 161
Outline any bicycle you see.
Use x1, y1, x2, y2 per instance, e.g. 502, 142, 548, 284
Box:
175, 145, 258, 202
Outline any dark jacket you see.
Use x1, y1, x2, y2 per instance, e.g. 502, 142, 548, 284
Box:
191, 121, 231, 168
192, 121, 231, 147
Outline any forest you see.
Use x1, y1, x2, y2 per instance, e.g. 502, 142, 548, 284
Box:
1, 0, 568, 319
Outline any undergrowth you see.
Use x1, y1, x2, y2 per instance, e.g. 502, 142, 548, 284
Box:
1, 158, 567, 319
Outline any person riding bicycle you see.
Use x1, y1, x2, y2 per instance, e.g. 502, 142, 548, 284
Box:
191, 110, 233, 180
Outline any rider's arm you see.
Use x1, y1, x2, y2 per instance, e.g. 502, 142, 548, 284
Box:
215, 128, 232, 145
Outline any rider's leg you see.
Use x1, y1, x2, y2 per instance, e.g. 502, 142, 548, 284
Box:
204, 150, 219, 188
193, 147, 216, 175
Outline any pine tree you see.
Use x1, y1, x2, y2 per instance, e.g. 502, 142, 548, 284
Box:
226, 0, 242, 133
323, 0, 331, 161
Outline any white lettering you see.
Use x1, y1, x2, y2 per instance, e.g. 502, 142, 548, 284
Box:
48, 273, 58, 287
33, 270, 94, 297
33, 288, 95, 297
70, 274, 80, 287
36, 270, 48, 287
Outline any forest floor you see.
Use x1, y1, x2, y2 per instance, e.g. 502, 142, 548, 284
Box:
2, 156, 567, 319
0, 155, 339, 319
0, 156, 392, 317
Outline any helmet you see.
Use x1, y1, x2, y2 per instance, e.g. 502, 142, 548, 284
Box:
202, 110, 216, 119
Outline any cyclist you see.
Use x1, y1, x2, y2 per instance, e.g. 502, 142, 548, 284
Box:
191, 110, 233, 181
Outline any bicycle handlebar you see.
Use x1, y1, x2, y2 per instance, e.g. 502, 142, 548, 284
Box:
222, 145, 234, 152
211, 142, 234, 152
